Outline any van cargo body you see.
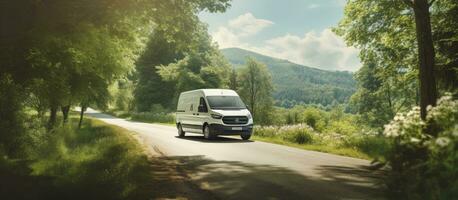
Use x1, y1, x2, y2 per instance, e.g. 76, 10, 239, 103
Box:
175, 89, 253, 140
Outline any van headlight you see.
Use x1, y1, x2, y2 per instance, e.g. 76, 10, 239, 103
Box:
211, 114, 223, 119
247, 113, 252, 119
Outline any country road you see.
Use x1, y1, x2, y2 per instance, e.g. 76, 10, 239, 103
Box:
86, 109, 385, 200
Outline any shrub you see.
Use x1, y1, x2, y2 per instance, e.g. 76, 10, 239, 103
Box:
326, 119, 359, 136
383, 94, 458, 199
342, 133, 390, 160
278, 124, 314, 144
255, 124, 314, 144
300, 107, 327, 132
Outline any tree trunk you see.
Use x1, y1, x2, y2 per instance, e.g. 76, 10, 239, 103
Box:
61, 105, 70, 124
47, 105, 58, 130
78, 106, 87, 129
413, 0, 437, 120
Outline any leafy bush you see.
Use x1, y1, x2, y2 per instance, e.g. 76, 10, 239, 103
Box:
300, 107, 327, 132
383, 94, 458, 199
278, 124, 314, 144
342, 133, 390, 160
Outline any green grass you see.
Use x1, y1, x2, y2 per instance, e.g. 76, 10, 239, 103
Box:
0, 115, 155, 200
106, 109, 175, 125
252, 136, 371, 160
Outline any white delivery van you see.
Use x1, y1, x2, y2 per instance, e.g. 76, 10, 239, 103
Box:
176, 89, 253, 140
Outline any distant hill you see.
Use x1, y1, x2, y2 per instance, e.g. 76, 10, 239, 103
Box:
221, 48, 356, 108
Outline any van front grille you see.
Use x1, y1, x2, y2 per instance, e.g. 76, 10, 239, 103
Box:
222, 116, 248, 125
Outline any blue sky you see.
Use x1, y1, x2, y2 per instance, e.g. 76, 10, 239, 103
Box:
198, 0, 361, 71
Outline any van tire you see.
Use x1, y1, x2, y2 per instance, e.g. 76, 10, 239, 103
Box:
203, 125, 214, 140
241, 134, 251, 140
177, 124, 185, 137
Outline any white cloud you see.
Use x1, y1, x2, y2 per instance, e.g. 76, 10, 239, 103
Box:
212, 12, 273, 48
210, 14, 360, 71
228, 13, 274, 37
256, 29, 361, 71
212, 26, 242, 49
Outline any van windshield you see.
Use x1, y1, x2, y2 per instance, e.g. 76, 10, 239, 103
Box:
206, 96, 246, 110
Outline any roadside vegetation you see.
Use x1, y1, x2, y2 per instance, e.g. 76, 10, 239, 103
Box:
252, 106, 389, 160
0, 113, 153, 200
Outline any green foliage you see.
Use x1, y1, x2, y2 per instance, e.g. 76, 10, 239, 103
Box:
222, 48, 356, 108
0, 75, 25, 156
133, 1, 231, 111
156, 49, 230, 94
0, 115, 154, 200
252, 104, 390, 159
278, 125, 314, 144
253, 123, 388, 160
383, 94, 458, 199
300, 107, 327, 132
238, 58, 274, 125
336, 0, 458, 128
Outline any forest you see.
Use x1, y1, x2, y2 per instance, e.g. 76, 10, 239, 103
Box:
0, 0, 457, 199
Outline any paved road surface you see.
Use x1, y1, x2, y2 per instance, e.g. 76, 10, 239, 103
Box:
87, 109, 385, 200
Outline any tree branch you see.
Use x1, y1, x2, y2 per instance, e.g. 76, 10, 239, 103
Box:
428, 0, 436, 7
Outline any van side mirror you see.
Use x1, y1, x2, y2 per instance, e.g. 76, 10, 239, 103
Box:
198, 105, 207, 113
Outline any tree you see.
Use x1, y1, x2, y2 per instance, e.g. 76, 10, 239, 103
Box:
1, 0, 153, 131
238, 58, 274, 124
402, 0, 437, 120
139, 22, 231, 110
229, 67, 238, 90
336, 0, 457, 125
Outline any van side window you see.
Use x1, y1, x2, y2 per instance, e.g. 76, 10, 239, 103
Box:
199, 97, 208, 112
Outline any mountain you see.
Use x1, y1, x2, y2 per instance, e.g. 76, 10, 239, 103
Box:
221, 48, 356, 108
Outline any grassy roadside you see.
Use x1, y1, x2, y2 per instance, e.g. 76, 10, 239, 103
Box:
252, 124, 389, 161
252, 136, 372, 160
106, 110, 175, 125
0, 115, 155, 200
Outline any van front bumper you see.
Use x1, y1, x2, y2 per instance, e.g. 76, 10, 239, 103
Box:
209, 124, 253, 135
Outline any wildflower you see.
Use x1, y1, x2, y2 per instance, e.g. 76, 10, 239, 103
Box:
426, 105, 433, 112
436, 137, 451, 147
410, 137, 420, 143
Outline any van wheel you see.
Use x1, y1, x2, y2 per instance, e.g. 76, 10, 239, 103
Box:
178, 124, 185, 137
241, 134, 251, 140
203, 125, 214, 140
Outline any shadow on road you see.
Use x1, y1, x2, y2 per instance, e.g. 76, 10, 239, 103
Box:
175, 135, 254, 143
148, 155, 386, 200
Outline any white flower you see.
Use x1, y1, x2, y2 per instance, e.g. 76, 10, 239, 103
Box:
410, 138, 421, 143
436, 137, 451, 147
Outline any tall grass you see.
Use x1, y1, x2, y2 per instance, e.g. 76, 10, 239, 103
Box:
254, 124, 390, 160
0, 115, 153, 200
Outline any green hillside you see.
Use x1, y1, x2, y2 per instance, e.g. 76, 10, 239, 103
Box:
221, 48, 356, 108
